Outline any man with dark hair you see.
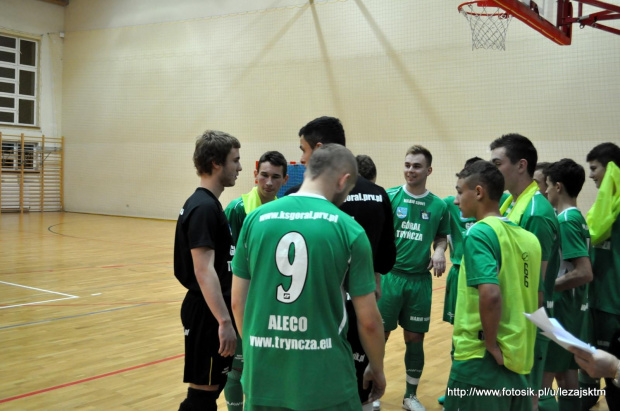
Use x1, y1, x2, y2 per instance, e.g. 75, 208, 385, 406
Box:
541, 159, 593, 410
231, 144, 386, 410
584, 142, 620, 409
297, 116, 346, 165
356, 155, 378, 183
533, 161, 552, 199
225, 151, 288, 244
377, 144, 449, 411
223, 150, 288, 410
286, 116, 395, 410
444, 160, 541, 411
174, 130, 242, 411
489, 133, 560, 410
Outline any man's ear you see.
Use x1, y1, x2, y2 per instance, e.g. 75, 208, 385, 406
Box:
337, 173, 351, 192
253, 169, 258, 179
475, 184, 484, 200
212, 160, 222, 173
427, 166, 433, 176
518, 159, 528, 175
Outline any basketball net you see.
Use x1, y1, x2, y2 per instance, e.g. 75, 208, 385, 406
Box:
459, 1, 513, 50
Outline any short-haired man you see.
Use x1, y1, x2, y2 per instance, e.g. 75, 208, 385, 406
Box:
541, 159, 593, 410
585, 142, 620, 409
378, 145, 449, 411
223, 150, 288, 411
231, 144, 386, 410
490, 133, 560, 409
286, 116, 395, 409
356, 154, 378, 183
444, 160, 541, 411
174, 130, 242, 411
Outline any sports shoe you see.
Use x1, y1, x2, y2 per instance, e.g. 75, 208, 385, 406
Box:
403, 395, 426, 411
372, 400, 381, 410
437, 395, 445, 404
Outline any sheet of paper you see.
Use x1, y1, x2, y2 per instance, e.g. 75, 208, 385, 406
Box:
524, 307, 596, 353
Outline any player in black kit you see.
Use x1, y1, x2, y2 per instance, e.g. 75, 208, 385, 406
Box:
285, 116, 396, 409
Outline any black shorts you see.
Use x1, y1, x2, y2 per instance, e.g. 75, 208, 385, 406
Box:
181, 291, 233, 386
346, 299, 372, 404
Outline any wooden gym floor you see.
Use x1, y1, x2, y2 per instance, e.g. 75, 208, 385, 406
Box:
0, 212, 608, 410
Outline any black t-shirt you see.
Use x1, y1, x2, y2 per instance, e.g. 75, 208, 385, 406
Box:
285, 176, 396, 274
174, 187, 233, 297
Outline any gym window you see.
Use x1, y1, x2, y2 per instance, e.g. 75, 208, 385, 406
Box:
0, 33, 38, 127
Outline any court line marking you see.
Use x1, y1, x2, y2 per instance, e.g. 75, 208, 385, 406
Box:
0, 353, 185, 404
0, 280, 79, 310
0, 303, 149, 330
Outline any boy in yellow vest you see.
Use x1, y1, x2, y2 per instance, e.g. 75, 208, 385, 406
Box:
444, 160, 541, 411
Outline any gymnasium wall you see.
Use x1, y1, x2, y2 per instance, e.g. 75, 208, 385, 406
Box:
60, 0, 620, 219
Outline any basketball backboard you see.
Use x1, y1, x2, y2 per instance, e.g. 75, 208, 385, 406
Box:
494, 0, 620, 45
494, 0, 573, 45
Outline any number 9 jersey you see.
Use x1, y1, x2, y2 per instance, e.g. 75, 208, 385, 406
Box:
231, 192, 376, 409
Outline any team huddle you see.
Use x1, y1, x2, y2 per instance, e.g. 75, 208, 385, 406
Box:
173, 117, 620, 411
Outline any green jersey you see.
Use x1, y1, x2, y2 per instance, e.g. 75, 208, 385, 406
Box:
224, 197, 246, 245
505, 191, 560, 314
556, 208, 591, 305
225, 186, 271, 245
591, 215, 620, 315
443, 196, 476, 265
232, 193, 375, 409
453, 217, 541, 375
388, 186, 450, 275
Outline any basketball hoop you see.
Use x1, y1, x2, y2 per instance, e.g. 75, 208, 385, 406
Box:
458, 1, 513, 50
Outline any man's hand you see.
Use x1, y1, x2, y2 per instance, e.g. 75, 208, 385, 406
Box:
363, 365, 386, 403
568, 346, 619, 379
218, 322, 237, 357
428, 249, 446, 277
487, 343, 504, 366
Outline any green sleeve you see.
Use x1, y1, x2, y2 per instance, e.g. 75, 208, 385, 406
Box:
523, 214, 555, 261
463, 223, 500, 287
559, 218, 589, 260
438, 202, 451, 236
231, 213, 250, 280
224, 198, 246, 245
346, 231, 376, 297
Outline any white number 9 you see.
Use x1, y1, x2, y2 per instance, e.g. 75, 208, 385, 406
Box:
276, 232, 308, 304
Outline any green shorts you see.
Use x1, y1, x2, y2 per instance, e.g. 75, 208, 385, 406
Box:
244, 395, 361, 411
445, 351, 532, 411
544, 340, 577, 373
378, 272, 431, 333
592, 309, 620, 349
544, 294, 585, 373
527, 330, 549, 392
443, 264, 460, 324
